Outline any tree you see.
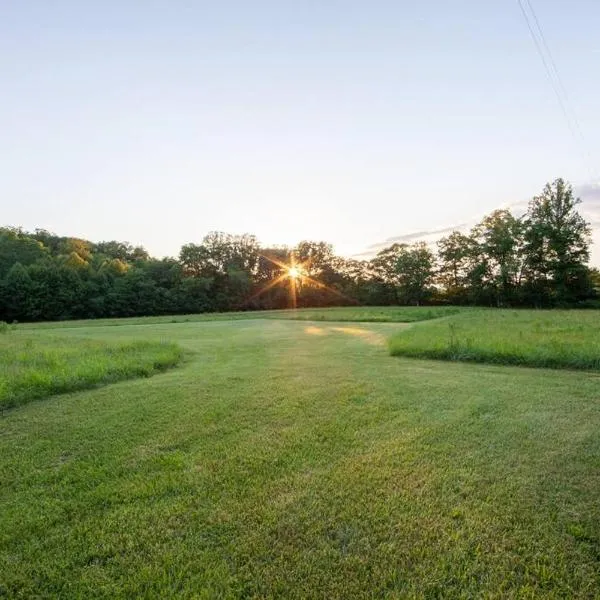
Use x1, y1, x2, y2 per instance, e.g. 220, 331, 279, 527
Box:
0, 228, 48, 277
437, 231, 475, 302
369, 244, 405, 304
200, 232, 259, 275
294, 241, 335, 278
590, 268, 600, 297
94, 240, 149, 263
179, 243, 210, 277
250, 247, 291, 309
395, 242, 435, 305
27, 262, 86, 320
0, 195, 593, 322
99, 258, 129, 275
522, 178, 592, 305
474, 210, 523, 306
60, 238, 92, 263
62, 251, 89, 270
0, 262, 34, 321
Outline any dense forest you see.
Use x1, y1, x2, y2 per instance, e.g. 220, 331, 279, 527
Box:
1, 179, 598, 322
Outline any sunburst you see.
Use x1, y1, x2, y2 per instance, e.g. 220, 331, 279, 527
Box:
246, 253, 357, 309
287, 266, 301, 279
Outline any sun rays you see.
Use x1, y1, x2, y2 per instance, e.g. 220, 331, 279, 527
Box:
246, 253, 356, 309
287, 266, 301, 279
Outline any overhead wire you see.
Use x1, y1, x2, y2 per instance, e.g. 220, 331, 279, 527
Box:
516, 0, 596, 179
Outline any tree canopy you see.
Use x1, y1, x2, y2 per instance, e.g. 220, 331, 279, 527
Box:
0, 179, 596, 322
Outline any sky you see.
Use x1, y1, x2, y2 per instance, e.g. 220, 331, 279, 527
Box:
1, 1, 599, 263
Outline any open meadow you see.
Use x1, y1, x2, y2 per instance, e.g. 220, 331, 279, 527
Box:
1, 308, 600, 598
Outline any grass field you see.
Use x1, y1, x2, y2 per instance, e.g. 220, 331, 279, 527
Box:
389, 309, 600, 371
1, 309, 600, 598
0, 334, 183, 410
15, 305, 463, 330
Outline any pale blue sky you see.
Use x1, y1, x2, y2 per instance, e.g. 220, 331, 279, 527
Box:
2, 1, 599, 259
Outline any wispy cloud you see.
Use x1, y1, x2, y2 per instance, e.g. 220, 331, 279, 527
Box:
577, 183, 600, 227
352, 180, 600, 263
354, 225, 468, 257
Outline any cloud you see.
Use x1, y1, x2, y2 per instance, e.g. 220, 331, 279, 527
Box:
355, 225, 468, 257
577, 182, 600, 200
577, 183, 600, 229
353, 180, 600, 264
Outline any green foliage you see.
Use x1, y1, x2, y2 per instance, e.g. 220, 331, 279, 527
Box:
436, 231, 474, 298
475, 209, 523, 306
0, 335, 183, 409
394, 241, 435, 305
436, 179, 594, 307
0, 178, 595, 323
389, 309, 600, 370
1, 316, 600, 596
0, 227, 48, 277
295, 240, 335, 277
522, 178, 592, 306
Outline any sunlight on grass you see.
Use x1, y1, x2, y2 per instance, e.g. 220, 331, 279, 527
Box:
330, 326, 386, 346
304, 325, 325, 335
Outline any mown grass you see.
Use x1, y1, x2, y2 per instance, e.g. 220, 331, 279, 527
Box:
262, 305, 463, 323
0, 334, 183, 409
389, 309, 600, 370
1, 315, 600, 597
15, 305, 464, 330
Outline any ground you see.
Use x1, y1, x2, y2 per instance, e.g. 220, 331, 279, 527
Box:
1, 311, 599, 598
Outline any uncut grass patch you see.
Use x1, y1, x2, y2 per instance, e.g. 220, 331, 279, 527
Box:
389, 309, 600, 370
0, 334, 183, 409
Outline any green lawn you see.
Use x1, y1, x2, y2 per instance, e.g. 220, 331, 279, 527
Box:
389, 309, 600, 371
15, 305, 464, 330
1, 311, 599, 598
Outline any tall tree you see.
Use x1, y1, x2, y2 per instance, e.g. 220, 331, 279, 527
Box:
369, 244, 406, 304
395, 242, 435, 306
179, 243, 210, 277
0, 228, 48, 277
437, 231, 475, 302
0, 262, 34, 321
522, 178, 591, 305
474, 210, 524, 306
590, 268, 600, 297
294, 241, 334, 278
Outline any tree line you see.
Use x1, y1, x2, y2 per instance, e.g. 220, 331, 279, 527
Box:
1, 179, 598, 322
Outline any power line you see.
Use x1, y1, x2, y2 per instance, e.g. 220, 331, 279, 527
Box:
524, 0, 594, 174
517, 0, 595, 179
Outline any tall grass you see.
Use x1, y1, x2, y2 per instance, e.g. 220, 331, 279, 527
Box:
389, 309, 600, 371
0, 334, 183, 409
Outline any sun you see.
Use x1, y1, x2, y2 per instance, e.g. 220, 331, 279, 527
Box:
247, 253, 354, 310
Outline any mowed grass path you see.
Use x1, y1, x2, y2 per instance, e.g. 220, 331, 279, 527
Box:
1, 317, 600, 597
16, 305, 463, 330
